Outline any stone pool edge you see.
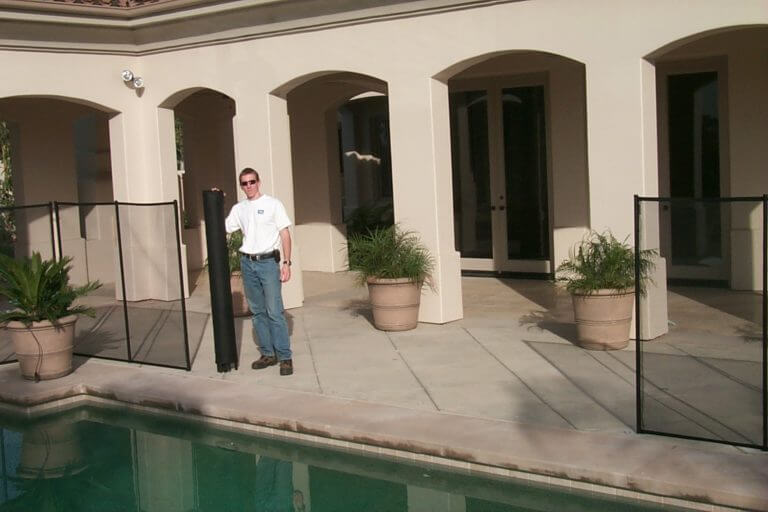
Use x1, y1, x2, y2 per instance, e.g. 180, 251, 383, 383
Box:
0, 363, 765, 511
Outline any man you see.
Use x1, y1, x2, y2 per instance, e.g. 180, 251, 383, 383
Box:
225, 167, 293, 376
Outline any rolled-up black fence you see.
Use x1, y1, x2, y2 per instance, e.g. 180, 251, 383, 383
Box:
635, 195, 767, 450
0, 200, 193, 371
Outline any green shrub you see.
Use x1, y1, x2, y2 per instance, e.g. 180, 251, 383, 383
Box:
556, 231, 656, 295
345, 202, 394, 238
0, 252, 101, 325
348, 225, 433, 286
227, 231, 244, 273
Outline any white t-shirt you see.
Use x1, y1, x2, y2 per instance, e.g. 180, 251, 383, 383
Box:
224, 194, 292, 254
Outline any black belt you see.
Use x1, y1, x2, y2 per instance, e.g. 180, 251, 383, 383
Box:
242, 250, 279, 262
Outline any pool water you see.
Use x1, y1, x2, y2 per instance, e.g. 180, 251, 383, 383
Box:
0, 404, 683, 511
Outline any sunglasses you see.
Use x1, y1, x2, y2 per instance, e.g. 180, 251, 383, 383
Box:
240, 179, 258, 187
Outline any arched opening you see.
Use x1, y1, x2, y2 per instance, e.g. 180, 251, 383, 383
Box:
648, 26, 768, 290
162, 88, 237, 289
439, 51, 589, 277
283, 72, 391, 272
635, 26, 768, 446
0, 96, 117, 286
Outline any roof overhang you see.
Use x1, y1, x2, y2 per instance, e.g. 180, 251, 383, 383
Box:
0, 0, 515, 55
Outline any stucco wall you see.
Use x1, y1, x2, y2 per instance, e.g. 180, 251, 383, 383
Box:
0, 0, 766, 319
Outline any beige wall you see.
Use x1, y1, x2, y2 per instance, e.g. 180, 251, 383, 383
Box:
174, 89, 237, 272
0, 0, 766, 318
288, 75, 385, 273
0, 98, 113, 284
653, 27, 768, 290
449, 52, 591, 271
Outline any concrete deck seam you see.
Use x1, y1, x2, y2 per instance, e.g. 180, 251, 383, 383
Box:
127, 305, 167, 360
603, 351, 752, 444
465, 327, 577, 429
187, 313, 210, 364
384, 331, 440, 411
523, 340, 632, 430
663, 343, 762, 393
299, 308, 324, 393
141, 307, 173, 359
595, 351, 718, 432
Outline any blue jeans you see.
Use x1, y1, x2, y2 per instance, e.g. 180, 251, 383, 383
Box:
241, 256, 292, 361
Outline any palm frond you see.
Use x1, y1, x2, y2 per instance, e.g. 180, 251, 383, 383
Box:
0, 252, 101, 325
347, 225, 434, 287
556, 231, 656, 295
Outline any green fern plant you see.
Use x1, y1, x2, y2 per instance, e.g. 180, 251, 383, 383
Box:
0, 252, 101, 325
556, 231, 656, 295
347, 225, 433, 286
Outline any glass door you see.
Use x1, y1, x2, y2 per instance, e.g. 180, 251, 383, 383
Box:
450, 79, 551, 274
500, 85, 550, 265
659, 68, 728, 281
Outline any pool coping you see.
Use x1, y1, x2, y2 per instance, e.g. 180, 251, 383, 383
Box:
0, 360, 766, 511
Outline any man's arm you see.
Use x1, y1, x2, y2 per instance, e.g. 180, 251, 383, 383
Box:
279, 227, 292, 283
211, 188, 240, 234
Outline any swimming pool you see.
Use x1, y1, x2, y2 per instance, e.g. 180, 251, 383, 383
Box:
0, 403, 685, 511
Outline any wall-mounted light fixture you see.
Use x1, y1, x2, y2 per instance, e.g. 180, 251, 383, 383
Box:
121, 69, 144, 89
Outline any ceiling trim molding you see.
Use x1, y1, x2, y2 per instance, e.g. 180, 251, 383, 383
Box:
0, 0, 517, 56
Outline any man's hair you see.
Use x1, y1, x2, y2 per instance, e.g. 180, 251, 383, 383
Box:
239, 168, 260, 181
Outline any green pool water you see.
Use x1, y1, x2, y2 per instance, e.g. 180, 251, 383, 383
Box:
0, 404, 683, 512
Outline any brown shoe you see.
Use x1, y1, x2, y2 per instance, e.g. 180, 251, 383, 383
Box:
251, 355, 277, 370
279, 359, 293, 376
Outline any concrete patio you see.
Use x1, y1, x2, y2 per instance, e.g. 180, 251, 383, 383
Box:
0, 272, 766, 510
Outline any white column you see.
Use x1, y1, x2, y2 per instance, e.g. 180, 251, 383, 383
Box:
108, 103, 185, 301
232, 92, 304, 309
288, 94, 347, 274
728, 48, 768, 291
388, 76, 463, 324
586, 58, 668, 339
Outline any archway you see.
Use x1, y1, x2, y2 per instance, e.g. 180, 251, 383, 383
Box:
438, 51, 589, 277
161, 88, 237, 287
0, 95, 117, 286
647, 26, 768, 290
282, 72, 390, 272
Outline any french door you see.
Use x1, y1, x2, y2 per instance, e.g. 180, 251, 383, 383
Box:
658, 62, 729, 281
449, 77, 551, 273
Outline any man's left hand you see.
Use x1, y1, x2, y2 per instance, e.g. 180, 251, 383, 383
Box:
280, 263, 291, 283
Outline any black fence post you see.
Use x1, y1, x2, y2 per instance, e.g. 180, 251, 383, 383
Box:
203, 190, 238, 372
763, 194, 767, 450
114, 201, 133, 362
634, 194, 643, 434
172, 200, 192, 371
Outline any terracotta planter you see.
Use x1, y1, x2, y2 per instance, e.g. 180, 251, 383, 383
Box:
366, 277, 422, 331
230, 272, 251, 317
571, 289, 634, 350
5, 315, 77, 380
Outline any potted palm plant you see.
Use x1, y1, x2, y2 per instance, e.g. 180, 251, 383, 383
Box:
227, 231, 250, 317
0, 252, 100, 380
348, 225, 433, 331
557, 231, 656, 350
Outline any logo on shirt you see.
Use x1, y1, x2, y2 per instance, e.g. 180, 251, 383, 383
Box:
257, 209, 264, 214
